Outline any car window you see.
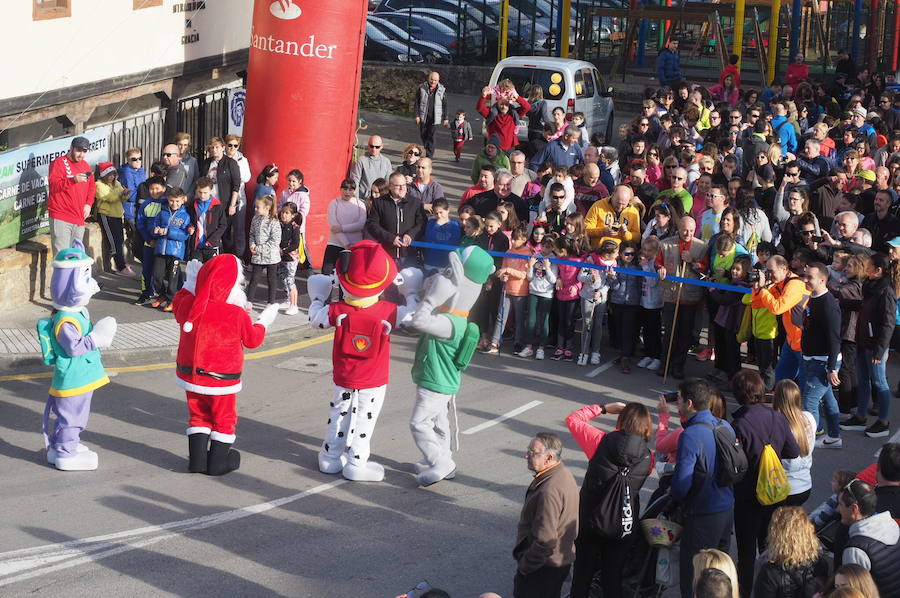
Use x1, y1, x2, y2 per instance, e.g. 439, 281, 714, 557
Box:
497, 67, 566, 100
365, 23, 390, 42
574, 70, 587, 98
593, 69, 606, 94
580, 68, 595, 97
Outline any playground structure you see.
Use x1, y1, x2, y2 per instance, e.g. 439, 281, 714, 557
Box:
573, 0, 900, 83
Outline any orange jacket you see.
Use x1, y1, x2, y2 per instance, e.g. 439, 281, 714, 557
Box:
751, 275, 808, 351
499, 247, 532, 296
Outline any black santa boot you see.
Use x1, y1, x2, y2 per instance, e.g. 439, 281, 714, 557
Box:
188, 433, 210, 473
206, 439, 241, 476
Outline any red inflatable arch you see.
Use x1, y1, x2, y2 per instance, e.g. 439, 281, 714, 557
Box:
242, 0, 367, 268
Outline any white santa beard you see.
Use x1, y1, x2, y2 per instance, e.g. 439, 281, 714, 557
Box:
227, 284, 248, 307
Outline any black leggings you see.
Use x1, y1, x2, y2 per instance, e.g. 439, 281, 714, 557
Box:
556, 298, 578, 350
99, 214, 126, 271
247, 263, 278, 305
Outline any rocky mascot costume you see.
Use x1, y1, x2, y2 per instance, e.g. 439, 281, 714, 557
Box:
307, 240, 421, 482
173, 255, 278, 476
410, 246, 493, 486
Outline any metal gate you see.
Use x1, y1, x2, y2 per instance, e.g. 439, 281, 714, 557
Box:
175, 89, 229, 159
107, 108, 168, 167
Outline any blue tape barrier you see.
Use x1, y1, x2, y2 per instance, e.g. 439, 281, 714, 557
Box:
409, 240, 752, 295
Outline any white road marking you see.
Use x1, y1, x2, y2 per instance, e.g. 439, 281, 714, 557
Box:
462, 400, 543, 435
0, 479, 346, 587
874, 427, 900, 456
586, 360, 614, 378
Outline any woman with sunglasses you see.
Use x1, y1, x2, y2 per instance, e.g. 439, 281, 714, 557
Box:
397, 143, 424, 184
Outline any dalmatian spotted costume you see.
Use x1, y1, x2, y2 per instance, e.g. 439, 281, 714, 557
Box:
308, 240, 420, 482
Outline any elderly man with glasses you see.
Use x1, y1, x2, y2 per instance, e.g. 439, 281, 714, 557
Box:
508, 150, 537, 198
528, 125, 584, 171
351, 135, 392, 200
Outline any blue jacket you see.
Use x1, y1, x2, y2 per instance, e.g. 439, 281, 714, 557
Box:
152, 203, 192, 259
117, 164, 146, 221
656, 49, 681, 85
771, 115, 797, 156
423, 219, 462, 269
609, 269, 642, 305
528, 138, 584, 171
670, 409, 736, 515
136, 197, 165, 245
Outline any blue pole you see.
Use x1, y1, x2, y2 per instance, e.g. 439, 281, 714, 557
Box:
637, 0, 648, 66
852, 0, 863, 62
555, 0, 564, 57
789, 0, 802, 61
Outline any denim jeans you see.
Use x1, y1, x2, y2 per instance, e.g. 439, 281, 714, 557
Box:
856, 347, 892, 420
775, 340, 806, 391
803, 358, 841, 438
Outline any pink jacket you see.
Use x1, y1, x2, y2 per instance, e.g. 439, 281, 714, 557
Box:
655, 410, 683, 463
555, 257, 583, 301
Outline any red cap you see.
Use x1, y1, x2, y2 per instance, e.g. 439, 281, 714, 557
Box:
183, 254, 240, 332
98, 162, 116, 178
335, 240, 397, 298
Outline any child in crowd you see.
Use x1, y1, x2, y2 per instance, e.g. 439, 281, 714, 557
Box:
187, 176, 227, 263
491, 78, 518, 102
577, 240, 617, 365
520, 239, 558, 360
828, 250, 850, 286
458, 203, 475, 227
528, 223, 546, 253
134, 176, 167, 305
247, 194, 282, 308
642, 202, 677, 240
460, 214, 486, 249
564, 212, 588, 255
475, 213, 510, 351
423, 197, 461, 274
255, 164, 279, 198
450, 109, 473, 163
94, 161, 134, 276
637, 236, 663, 371
551, 235, 582, 361
572, 111, 589, 148
497, 200, 521, 239
808, 469, 858, 530
608, 240, 642, 373
118, 147, 146, 258
711, 252, 751, 386
278, 202, 302, 316
278, 169, 310, 237
150, 188, 192, 311
487, 227, 531, 354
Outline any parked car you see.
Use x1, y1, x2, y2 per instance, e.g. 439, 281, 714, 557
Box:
370, 11, 461, 57
487, 56, 616, 142
364, 23, 425, 63
377, 0, 497, 27
367, 17, 453, 63
401, 7, 498, 61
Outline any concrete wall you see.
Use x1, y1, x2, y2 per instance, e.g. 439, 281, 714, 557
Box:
0, 224, 103, 313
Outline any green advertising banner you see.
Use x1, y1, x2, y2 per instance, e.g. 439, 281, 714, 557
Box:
0, 127, 110, 250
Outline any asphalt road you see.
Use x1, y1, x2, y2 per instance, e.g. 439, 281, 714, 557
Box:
0, 329, 894, 597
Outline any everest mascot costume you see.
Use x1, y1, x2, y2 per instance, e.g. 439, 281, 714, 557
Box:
38, 239, 117, 471
307, 240, 421, 482
409, 246, 493, 486
173, 255, 278, 475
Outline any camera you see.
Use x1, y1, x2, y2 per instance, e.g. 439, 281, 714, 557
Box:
663, 391, 679, 403
810, 235, 824, 243
747, 267, 771, 285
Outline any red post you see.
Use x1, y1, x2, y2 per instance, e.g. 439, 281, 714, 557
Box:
869, 0, 880, 73
241, 0, 368, 268
893, 0, 900, 70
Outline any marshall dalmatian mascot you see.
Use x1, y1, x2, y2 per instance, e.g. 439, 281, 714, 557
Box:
409, 246, 493, 486
173, 255, 278, 476
307, 240, 421, 482
38, 240, 117, 471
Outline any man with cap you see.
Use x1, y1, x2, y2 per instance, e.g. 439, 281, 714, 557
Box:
470, 134, 511, 184
172, 255, 279, 476
306, 240, 421, 482
862, 189, 900, 253
851, 106, 878, 150
48, 136, 95, 256
409, 245, 494, 485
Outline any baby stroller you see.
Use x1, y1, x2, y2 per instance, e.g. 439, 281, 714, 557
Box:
624, 491, 683, 598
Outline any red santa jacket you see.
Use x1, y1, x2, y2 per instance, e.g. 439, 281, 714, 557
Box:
48, 154, 95, 226
329, 300, 397, 389
173, 291, 267, 394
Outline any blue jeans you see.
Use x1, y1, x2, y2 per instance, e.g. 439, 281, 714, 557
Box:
856, 346, 892, 420
775, 340, 806, 391
803, 358, 841, 438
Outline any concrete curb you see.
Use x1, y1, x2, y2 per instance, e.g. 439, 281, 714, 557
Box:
0, 323, 331, 377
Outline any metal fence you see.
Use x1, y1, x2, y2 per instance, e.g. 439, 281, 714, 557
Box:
107, 108, 168, 166
175, 89, 230, 159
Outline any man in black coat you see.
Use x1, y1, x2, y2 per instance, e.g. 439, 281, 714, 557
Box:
200, 137, 244, 258
365, 171, 426, 267
861, 190, 900, 253
468, 170, 529, 223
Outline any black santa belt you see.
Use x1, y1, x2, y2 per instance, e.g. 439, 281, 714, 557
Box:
177, 363, 241, 380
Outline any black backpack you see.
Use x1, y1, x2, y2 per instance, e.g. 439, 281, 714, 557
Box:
697, 421, 748, 487
589, 465, 636, 539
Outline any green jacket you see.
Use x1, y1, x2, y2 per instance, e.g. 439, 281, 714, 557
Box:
412, 313, 468, 394
470, 149, 510, 183
49, 308, 109, 397
742, 293, 778, 340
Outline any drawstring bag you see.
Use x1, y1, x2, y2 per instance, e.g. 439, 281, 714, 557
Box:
756, 414, 790, 505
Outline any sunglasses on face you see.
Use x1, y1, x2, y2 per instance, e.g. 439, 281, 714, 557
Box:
551, 194, 566, 199
800, 229, 816, 235
671, 176, 685, 180
407, 150, 420, 156
750, 113, 761, 118
622, 251, 635, 256
129, 157, 142, 162
639, 122, 649, 126
369, 144, 382, 149
787, 172, 800, 177
227, 143, 240, 148
665, 165, 676, 169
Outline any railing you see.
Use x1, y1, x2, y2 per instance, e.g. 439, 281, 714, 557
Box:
175, 89, 229, 158
107, 109, 168, 166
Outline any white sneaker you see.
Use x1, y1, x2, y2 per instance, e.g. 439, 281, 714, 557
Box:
647, 359, 662, 371
637, 356, 652, 368
535, 348, 545, 360
577, 353, 588, 366
815, 436, 843, 449
285, 305, 299, 315
590, 352, 602, 365
517, 347, 534, 358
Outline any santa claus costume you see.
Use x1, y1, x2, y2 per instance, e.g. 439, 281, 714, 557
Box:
307, 240, 420, 482
172, 254, 278, 475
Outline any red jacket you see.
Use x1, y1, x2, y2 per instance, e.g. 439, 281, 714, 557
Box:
329, 300, 397, 389
476, 95, 531, 150
173, 291, 267, 394
719, 64, 741, 90
48, 154, 95, 226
